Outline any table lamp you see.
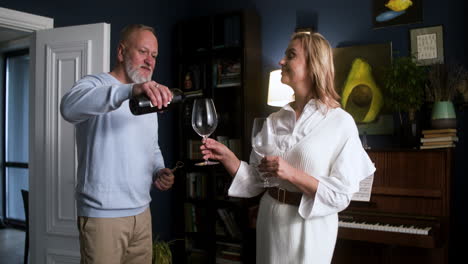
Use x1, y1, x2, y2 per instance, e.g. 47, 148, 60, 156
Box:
267, 69, 294, 107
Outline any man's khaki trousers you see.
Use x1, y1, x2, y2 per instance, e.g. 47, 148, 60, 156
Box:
77, 208, 152, 264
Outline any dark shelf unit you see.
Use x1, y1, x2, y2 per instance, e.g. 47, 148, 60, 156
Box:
173, 10, 262, 264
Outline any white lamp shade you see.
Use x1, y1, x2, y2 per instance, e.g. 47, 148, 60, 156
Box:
267, 69, 294, 107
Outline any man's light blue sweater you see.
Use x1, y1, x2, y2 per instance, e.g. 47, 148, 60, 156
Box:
60, 73, 165, 218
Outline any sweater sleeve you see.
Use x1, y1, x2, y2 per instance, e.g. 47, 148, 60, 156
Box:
153, 139, 166, 176
228, 150, 265, 198
60, 74, 133, 124
298, 133, 375, 219
298, 183, 353, 218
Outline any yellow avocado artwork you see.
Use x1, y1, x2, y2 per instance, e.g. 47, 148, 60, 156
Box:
385, 0, 413, 12
341, 58, 383, 123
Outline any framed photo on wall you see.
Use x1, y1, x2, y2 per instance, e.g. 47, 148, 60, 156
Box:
333, 43, 394, 135
373, 0, 422, 28
410, 25, 444, 65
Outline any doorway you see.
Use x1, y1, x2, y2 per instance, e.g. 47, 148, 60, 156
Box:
2, 48, 30, 226
0, 27, 31, 264
0, 6, 53, 263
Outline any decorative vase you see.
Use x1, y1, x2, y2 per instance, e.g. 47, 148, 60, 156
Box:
431, 101, 457, 129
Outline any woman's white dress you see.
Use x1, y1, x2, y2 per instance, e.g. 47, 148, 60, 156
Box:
228, 100, 375, 264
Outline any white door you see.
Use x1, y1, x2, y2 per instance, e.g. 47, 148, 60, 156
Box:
30, 23, 110, 264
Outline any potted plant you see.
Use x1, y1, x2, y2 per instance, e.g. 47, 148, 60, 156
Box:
456, 79, 468, 103
383, 55, 427, 146
426, 63, 468, 129
153, 238, 173, 264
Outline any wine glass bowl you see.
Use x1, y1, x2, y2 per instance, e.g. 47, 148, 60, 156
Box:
191, 98, 219, 166
251, 118, 279, 188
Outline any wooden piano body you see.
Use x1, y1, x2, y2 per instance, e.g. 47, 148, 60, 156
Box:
333, 149, 453, 264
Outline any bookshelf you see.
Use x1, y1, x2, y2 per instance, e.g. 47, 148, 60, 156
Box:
173, 10, 262, 264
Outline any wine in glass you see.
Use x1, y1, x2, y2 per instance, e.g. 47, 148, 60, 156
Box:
191, 98, 219, 166
251, 117, 279, 188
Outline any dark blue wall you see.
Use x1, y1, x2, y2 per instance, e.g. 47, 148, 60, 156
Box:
182, 0, 467, 85
2, 0, 467, 257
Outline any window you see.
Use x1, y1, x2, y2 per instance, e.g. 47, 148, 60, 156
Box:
2, 49, 29, 224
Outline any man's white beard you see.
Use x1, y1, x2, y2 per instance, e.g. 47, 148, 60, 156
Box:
125, 59, 152, 83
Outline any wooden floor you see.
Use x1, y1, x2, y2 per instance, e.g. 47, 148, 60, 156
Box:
0, 227, 25, 264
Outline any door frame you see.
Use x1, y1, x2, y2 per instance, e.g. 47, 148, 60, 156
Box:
0, 6, 53, 262
0, 7, 53, 32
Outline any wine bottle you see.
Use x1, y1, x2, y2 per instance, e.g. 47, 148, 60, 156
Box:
129, 88, 202, 115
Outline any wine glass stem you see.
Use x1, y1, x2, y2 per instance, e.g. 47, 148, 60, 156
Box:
258, 154, 270, 188
202, 135, 208, 165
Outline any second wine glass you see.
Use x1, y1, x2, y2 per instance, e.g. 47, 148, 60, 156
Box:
251, 117, 279, 188
191, 98, 219, 166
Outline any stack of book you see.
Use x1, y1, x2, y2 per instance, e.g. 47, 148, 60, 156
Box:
216, 241, 242, 264
420, 128, 458, 149
214, 60, 241, 88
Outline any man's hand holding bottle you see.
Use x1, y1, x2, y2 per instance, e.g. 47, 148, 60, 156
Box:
132, 81, 173, 110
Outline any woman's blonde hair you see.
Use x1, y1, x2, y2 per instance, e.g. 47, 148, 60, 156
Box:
291, 32, 340, 108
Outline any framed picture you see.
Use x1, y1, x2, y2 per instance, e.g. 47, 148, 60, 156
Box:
410, 25, 444, 65
333, 43, 394, 135
373, 0, 422, 29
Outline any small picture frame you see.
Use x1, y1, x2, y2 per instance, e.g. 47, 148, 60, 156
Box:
373, 0, 422, 29
410, 25, 444, 65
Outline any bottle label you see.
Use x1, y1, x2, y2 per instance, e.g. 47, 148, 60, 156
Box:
149, 100, 171, 108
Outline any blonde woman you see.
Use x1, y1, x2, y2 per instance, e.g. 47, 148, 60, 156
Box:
202, 32, 375, 264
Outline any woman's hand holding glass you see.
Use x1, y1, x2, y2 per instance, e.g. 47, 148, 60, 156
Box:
257, 156, 297, 182
200, 138, 241, 176
192, 98, 219, 166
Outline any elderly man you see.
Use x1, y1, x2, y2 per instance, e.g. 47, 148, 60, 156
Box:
60, 24, 174, 264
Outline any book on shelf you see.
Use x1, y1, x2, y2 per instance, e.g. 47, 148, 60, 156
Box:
419, 128, 458, 149
187, 172, 207, 199
228, 139, 241, 157
184, 203, 195, 232
216, 258, 242, 264
223, 15, 241, 47
216, 82, 241, 88
217, 208, 242, 239
420, 143, 456, 149
184, 203, 207, 233
214, 59, 241, 88
423, 132, 457, 138
220, 250, 241, 259
422, 141, 456, 146
420, 136, 459, 143
215, 174, 231, 200
188, 139, 203, 159
216, 241, 242, 264
216, 219, 227, 236
422, 128, 457, 134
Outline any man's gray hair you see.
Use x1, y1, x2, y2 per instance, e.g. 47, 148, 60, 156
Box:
119, 24, 156, 44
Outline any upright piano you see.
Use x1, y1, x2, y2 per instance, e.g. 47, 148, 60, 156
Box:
333, 149, 453, 264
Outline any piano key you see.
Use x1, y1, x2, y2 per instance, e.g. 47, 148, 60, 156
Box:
338, 220, 432, 235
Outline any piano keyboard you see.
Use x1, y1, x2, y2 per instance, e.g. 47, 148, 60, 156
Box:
339, 220, 432, 235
